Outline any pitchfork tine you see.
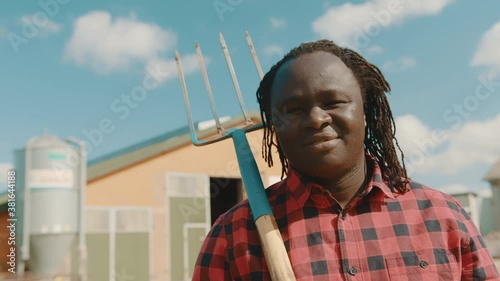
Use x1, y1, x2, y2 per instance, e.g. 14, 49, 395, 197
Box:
245, 31, 264, 80
219, 33, 252, 125
174, 51, 199, 142
175, 33, 296, 280
196, 42, 224, 133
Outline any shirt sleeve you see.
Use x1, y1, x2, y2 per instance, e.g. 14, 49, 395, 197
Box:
192, 215, 232, 281
453, 199, 500, 280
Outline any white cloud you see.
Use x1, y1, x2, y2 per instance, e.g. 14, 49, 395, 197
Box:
64, 11, 176, 74
270, 17, 287, 29
262, 44, 284, 57
395, 114, 500, 176
145, 53, 204, 84
424, 116, 500, 173
312, 0, 454, 48
471, 21, 500, 70
20, 15, 63, 36
366, 45, 384, 55
382, 56, 416, 72
395, 114, 437, 154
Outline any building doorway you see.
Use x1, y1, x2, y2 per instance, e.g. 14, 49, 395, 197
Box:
209, 177, 242, 224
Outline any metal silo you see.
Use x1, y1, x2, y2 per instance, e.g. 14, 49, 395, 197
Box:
15, 135, 87, 280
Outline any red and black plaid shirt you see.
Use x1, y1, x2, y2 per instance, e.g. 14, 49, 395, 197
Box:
193, 157, 499, 280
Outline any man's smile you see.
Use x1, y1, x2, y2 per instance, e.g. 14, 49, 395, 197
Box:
302, 133, 340, 152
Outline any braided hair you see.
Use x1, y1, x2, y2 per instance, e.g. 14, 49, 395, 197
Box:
256, 39, 409, 193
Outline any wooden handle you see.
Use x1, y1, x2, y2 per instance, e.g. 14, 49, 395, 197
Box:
231, 131, 296, 280
255, 214, 296, 281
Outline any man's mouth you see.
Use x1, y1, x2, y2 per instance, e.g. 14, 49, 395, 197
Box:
303, 134, 339, 152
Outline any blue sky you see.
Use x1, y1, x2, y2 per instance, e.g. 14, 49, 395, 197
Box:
1, 0, 500, 195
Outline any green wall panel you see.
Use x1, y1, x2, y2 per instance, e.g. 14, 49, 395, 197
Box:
169, 197, 207, 281
115, 232, 149, 281
87, 234, 110, 281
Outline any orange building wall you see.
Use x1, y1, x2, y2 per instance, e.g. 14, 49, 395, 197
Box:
85, 129, 283, 281
86, 130, 281, 206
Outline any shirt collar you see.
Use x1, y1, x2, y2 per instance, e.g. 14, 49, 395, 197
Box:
284, 154, 395, 208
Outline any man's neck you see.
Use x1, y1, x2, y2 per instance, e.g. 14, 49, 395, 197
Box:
307, 157, 370, 209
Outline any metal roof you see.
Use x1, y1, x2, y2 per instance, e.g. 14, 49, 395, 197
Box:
87, 112, 262, 182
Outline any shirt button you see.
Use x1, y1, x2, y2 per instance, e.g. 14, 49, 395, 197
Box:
419, 260, 428, 269
348, 267, 358, 276
341, 213, 347, 220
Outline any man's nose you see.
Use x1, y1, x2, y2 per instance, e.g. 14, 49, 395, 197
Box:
305, 106, 332, 129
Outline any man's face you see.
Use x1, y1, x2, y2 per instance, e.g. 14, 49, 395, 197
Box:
270, 51, 366, 180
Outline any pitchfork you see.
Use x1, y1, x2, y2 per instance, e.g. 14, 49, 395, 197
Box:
175, 32, 296, 280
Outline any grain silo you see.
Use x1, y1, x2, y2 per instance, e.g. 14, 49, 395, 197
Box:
14, 135, 87, 280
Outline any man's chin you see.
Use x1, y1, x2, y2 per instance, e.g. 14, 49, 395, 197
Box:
293, 158, 344, 177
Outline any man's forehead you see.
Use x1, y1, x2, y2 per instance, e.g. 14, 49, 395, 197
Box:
271, 52, 358, 95
275, 52, 351, 81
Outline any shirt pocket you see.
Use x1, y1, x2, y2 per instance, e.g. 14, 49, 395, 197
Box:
384, 249, 460, 281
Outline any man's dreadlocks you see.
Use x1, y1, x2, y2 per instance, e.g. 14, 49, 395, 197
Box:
256, 39, 409, 193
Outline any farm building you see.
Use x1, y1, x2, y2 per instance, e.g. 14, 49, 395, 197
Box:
78, 113, 282, 281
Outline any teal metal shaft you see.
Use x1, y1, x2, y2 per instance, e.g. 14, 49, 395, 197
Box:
231, 129, 273, 221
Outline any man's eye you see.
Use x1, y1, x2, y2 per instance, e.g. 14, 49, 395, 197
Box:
284, 106, 303, 114
325, 102, 338, 109
324, 101, 345, 109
